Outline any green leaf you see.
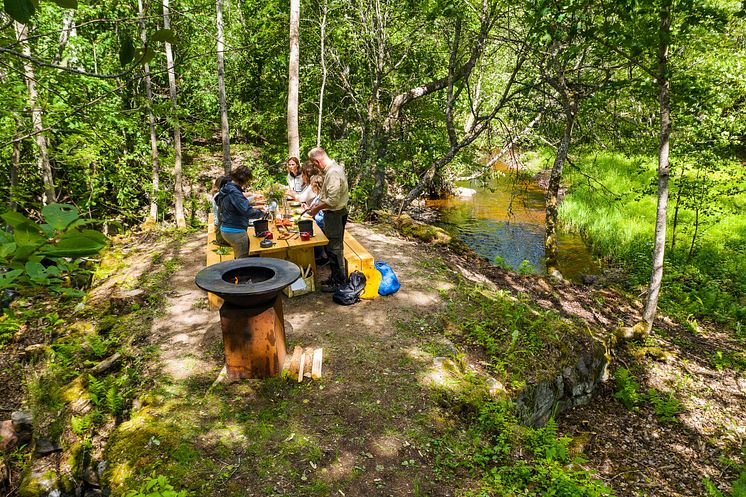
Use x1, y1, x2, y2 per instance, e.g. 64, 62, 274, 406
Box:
25, 261, 48, 280
42, 203, 79, 231
39, 229, 107, 257
0, 242, 16, 259
0, 269, 23, 287
49, 0, 77, 7
13, 226, 45, 248
1, 211, 36, 230
119, 34, 135, 66
3, 0, 37, 24
151, 29, 176, 44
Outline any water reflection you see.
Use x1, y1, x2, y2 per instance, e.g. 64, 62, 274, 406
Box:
431, 170, 600, 280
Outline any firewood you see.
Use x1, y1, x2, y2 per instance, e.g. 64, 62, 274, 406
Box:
311, 348, 323, 380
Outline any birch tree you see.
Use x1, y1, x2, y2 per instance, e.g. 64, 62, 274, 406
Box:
287, 0, 300, 159
163, 0, 186, 228
139, 0, 161, 223
216, 0, 232, 173
14, 22, 56, 205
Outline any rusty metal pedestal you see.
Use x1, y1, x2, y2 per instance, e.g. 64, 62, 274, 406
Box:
219, 296, 287, 380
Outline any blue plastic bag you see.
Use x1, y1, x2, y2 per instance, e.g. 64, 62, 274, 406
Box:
315, 210, 325, 228
375, 260, 400, 296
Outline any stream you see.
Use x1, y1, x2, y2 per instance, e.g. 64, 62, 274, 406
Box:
430, 167, 600, 280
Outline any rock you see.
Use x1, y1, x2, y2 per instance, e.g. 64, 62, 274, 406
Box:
82, 466, 100, 487
18, 470, 59, 497
12, 410, 33, 434
516, 340, 609, 427
548, 267, 567, 284
580, 274, 601, 286
83, 489, 103, 497
35, 438, 63, 457
21, 344, 48, 361
455, 187, 477, 197
486, 377, 506, 397
0, 421, 18, 451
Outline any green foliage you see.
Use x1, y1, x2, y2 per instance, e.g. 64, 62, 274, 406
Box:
645, 389, 682, 424
123, 474, 190, 497
0, 204, 106, 295
613, 368, 683, 423
560, 151, 746, 327
612, 368, 641, 410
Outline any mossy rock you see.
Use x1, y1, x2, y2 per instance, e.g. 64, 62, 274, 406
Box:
394, 215, 452, 245
18, 469, 59, 497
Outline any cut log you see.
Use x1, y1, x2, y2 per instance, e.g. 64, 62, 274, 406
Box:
303, 347, 314, 378
286, 346, 303, 376
311, 348, 323, 380
297, 352, 306, 383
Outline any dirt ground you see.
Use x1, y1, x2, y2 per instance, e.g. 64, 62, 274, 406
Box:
141, 222, 744, 496
1, 220, 743, 496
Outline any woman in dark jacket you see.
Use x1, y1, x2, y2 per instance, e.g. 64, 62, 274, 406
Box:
216, 166, 264, 258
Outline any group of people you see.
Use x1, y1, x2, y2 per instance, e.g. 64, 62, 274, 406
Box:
212, 147, 349, 293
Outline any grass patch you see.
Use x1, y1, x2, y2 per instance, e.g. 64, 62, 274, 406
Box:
556, 150, 746, 328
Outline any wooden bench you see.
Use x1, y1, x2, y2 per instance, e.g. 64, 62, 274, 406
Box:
344, 232, 375, 276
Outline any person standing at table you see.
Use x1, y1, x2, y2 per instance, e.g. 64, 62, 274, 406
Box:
217, 166, 264, 258
306, 147, 348, 292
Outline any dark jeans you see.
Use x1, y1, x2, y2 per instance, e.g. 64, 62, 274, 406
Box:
322, 208, 347, 283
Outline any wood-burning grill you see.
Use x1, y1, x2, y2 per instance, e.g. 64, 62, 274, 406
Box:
195, 259, 300, 380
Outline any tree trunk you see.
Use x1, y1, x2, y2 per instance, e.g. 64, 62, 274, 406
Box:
139, 0, 161, 223
216, 0, 232, 173
15, 22, 56, 205
670, 163, 685, 258
163, 0, 186, 228
287, 0, 300, 159
642, 0, 672, 332
316, 0, 328, 148
10, 119, 20, 213
545, 99, 576, 270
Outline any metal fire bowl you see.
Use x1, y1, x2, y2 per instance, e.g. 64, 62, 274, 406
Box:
195, 258, 300, 307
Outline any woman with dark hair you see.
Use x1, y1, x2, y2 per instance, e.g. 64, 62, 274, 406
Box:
286, 157, 307, 195
216, 166, 264, 258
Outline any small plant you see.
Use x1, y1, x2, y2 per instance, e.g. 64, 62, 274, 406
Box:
123, 474, 190, 497
517, 259, 535, 275
613, 368, 641, 410
212, 246, 231, 256
265, 183, 286, 204
646, 389, 682, 423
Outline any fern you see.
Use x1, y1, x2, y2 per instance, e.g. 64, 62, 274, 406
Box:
70, 414, 93, 435
613, 368, 641, 410
87, 374, 106, 406
646, 389, 682, 424
106, 386, 124, 416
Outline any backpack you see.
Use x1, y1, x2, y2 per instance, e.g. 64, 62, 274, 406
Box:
332, 271, 367, 305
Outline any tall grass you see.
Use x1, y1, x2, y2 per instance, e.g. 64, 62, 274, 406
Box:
555, 150, 746, 326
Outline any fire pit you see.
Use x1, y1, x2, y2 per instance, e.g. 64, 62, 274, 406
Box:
195, 259, 300, 380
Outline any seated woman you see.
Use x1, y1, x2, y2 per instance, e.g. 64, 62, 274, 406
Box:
216, 166, 264, 258
286, 157, 308, 197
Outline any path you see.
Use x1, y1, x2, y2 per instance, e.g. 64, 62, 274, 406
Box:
146, 222, 465, 496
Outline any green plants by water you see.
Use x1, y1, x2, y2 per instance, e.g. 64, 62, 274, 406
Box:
556, 151, 746, 328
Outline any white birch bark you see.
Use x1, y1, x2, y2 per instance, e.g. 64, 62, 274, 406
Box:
287, 0, 300, 159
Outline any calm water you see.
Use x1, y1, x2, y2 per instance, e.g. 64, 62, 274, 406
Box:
430, 168, 600, 280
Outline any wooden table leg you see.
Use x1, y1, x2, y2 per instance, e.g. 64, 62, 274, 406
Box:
287, 247, 317, 281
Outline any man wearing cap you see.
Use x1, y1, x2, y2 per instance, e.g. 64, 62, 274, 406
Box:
306, 147, 349, 292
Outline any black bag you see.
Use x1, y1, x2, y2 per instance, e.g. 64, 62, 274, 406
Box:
332, 271, 367, 305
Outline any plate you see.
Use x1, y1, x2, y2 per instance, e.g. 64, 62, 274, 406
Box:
290, 201, 301, 207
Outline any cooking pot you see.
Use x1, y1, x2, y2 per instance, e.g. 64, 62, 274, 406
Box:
297, 219, 313, 236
